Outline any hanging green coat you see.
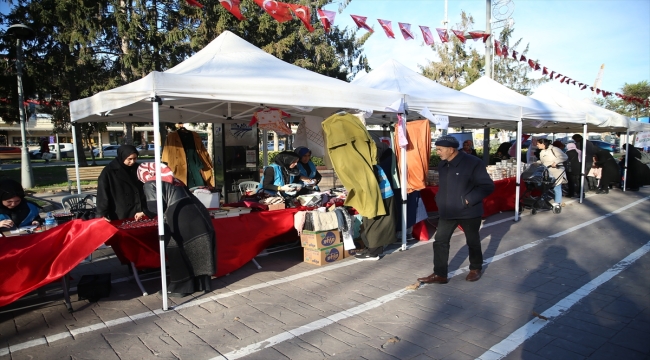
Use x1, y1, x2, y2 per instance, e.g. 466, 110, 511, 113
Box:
322, 113, 385, 218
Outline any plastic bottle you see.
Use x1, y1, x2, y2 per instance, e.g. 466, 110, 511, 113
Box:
44, 212, 57, 230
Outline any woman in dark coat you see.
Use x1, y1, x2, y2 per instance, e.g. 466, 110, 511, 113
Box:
565, 142, 583, 198
490, 142, 512, 165
594, 149, 620, 194
96, 145, 152, 221
0, 179, 42, 229
621, 144, 650, 191
137, 163, 216, 297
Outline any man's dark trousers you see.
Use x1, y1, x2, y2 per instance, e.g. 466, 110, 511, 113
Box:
433, 217, 483, 277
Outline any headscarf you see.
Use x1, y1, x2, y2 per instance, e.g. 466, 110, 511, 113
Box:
274, 151, 300, 176
566, 142, 581, 162
137, 162, 184, 186
552, 140, 565, 150
0, 179, 30, 227
496, 142, 512, 156
113, 145, 140, 184
294, 146, 311, 158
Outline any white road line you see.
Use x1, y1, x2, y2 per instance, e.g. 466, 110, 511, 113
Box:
209, 196, 650, 360
477, 240, 650, 360
1, 195, 646, 358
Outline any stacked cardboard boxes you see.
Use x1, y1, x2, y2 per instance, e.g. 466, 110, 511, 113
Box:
301, 229, 343, 266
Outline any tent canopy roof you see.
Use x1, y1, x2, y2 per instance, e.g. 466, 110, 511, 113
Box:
351, 59, 522, 130
70, 31, 404, 124
462, 76, 587, 133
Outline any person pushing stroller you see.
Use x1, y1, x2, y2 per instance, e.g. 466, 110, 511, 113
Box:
535, 138, 567, 213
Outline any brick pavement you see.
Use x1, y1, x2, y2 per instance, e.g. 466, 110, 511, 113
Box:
0, 188, 649, 359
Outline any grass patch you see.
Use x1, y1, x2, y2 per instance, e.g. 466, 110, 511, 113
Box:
0, 166, 98, 190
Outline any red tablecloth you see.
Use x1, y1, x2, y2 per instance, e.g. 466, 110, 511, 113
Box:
106, 208, 300, 277
420, 177, 525, 218
0, 219, 119, 307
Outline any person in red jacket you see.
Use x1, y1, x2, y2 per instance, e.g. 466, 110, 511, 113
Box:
417, 135, 494, 285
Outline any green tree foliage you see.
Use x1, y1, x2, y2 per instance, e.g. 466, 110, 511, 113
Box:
595, 80, 650, 118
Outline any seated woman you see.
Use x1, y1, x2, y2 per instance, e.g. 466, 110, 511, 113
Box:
490, 142, 512, 165
137, 163, 216, 297
96, 145, 153, 221
258, 151, 300, 196
0, 179, 42, 230
294, 146, 322, 191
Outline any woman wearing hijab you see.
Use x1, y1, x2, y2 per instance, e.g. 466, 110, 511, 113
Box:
0, 179, 42, 229
461, 140, 479, 157
594, 149, 620, 194
293, 146, 322, 190
138, 163, 216, 297
621, 144, 650, 191
536, 139, 568, 210
564, 142, 583, 198
96, 145, 153, 221
490, 142, 512, 165
258, 151, 300, 196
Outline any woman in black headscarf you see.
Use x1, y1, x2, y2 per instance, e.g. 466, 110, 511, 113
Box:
0, 179, 42, 229
96, 145, 153, 221
490, 142, 512, 165
259, 151, 300, 196
594, 149, 620, 194
621, 144, 650, 191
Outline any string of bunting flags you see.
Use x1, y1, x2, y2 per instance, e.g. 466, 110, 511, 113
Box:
495, 39, 649, 107
185, 0, 648, 108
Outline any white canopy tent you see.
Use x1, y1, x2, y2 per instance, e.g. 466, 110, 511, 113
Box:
461, 76, 588, 210
70, 31, 406, 310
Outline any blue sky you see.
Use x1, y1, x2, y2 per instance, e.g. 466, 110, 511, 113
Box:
333, 0, 650, 100
2, 0, 648, 101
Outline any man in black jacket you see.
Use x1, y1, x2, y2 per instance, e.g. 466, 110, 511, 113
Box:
418, 135, 495, 284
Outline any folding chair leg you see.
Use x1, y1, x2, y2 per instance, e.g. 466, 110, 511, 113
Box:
61, 276, 73, 313
130, 262, 148, 296
251, 258, 262, 270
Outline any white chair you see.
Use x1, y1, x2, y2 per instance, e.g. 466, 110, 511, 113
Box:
61, 194, 96, 212
238, 181, 260, 200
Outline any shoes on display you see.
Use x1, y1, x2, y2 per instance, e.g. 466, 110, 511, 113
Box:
465, 269, 482, 282
417, 273, 448, 284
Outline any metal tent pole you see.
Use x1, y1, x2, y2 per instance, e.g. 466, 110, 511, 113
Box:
579, 124, 587, 204
623, 125, 630, 192
514, 118, 522, 221
152, 95, 168, 311
71, 124, 82, 194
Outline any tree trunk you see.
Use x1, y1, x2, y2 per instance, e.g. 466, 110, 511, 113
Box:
123, 123, 133, 145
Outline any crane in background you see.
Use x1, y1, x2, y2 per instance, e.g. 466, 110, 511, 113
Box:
592, 64, 605, 98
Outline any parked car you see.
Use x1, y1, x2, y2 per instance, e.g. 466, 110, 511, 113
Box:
136, 144, 158, 156
591, 140, 620, 153
266, 141, 285, 151
93, 145, 120, 158
0, 146, 22, 160
30, 143, 75, 159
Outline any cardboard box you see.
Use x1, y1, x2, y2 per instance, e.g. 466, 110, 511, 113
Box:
301, 230, 340, 249
343, 248, 363, 258
267, 203, 286, 211
304, 244, 343, 266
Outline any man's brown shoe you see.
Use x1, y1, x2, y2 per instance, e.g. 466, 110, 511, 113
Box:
465, 269, 482, 282
417, 274, 448, 284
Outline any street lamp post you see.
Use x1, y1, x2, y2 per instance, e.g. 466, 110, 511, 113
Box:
7, 24, 36, 189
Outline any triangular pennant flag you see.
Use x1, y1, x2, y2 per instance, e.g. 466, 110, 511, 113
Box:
542, 67, 549, 75
578, 82, 584, 87
581, 85, 587, 90
377, 19, 395, 38
289, 4, 314, 32
590, 86, 594, 91
436, 28, 449, 43
494, 40, 503, 56
468, 31, 489, 43
254, 0, 293, 22
511, 50, 518, 60
555, 73, 562, 79
186, 0, 204, 8
565, 78, 571, 85
451, 29, 466, 43
534, 63, 541, 71
615, 93, 622, 97
520, 54, 527, 62
560, 76, 566, 84
549, 71, 555, 78
351, 15, 373, 32
419, 25, 435, 45
220, 0, 245, 20
502, 45, 509, 57
317, 9, 336, 33
571, 80, 576, 85
596, 89, 601, 95
398, 22, 415, 40
528, 59, 536, 69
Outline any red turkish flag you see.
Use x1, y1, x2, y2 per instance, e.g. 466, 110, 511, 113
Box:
436, 28, 449, 43
596, 89, 601, 95
318, 9, 336, 33
560, 76, 566, 84
542, 67, 549, 75
511, 50, 518, 60
528, 59, 535, 69
494, 40, 503, 56
581, 85, 588, 90
571, 80, 577, 85
534, 63, 541, 71
451, 29, 466, 43
615, 93, 622, 97
555, 73, 562, 79
468, 31, 489, 43
220, 0, 244, 20
351, 15, 373, 32
520, 54, 526, 62
590, 86, 594, 91
420, 26, 435, 45
377, 19, 395, 38
289, 4, 314, 32
398, 23, 415, 40
565, 78, 571, 85
502, 45, 509, 57
549, 71, 555, 78
254, 0, 293, 22
186, 0, 204, 8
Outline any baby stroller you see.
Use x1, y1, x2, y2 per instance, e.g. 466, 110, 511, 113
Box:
520, 163, 561, 215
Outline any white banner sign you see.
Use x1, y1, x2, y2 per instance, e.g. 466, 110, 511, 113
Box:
433, 115, 449, 131
634, 131, 650, 148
